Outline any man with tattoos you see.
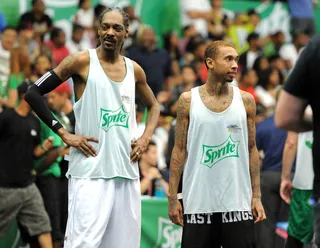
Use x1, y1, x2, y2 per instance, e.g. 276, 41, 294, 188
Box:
168, 40, 266, 248
25, 7, 160, 248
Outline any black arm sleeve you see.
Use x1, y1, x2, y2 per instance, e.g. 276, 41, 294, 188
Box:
25, 70, 64, 133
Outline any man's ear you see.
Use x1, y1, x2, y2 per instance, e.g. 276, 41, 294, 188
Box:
206, 58, 214, 70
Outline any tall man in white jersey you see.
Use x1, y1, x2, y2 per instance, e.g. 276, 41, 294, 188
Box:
280, 107, 314, 248
25, 7, 160, 248
168, 41, 266, 248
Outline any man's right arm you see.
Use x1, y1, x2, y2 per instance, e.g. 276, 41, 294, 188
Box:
25, 53, 80, 134
25, 52, 98, 157
168, 92, 190, 226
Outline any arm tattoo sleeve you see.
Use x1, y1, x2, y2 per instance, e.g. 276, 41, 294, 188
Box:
243, 93, 261, 198
168, 93, 190, 199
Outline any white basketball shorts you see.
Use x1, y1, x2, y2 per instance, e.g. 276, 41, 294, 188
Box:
63, 177, 141, 248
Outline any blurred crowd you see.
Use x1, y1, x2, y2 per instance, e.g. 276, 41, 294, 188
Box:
0, 0, 318, 247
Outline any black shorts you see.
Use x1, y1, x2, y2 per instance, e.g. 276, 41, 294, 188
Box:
182, 211, 256, 248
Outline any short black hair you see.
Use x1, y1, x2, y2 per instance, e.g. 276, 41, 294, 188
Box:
72, 24, 84, 33
247, 32, 259, 42
50, 27, 64, 40
247, 9, 259, 16
186, 35, 205, 53
268, 54, 281, 63
99, 7, 129, 29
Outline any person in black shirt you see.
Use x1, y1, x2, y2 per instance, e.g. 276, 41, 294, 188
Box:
18, 0, 53, 42
126, 25, 171, 99
275, 35, 320, 247
0, 81, 53, 248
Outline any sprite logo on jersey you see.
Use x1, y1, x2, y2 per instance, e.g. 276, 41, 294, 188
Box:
306, 140, 312, 149
100, 105, 129, 132
200, 135, 240, 168
155, 217, 182, 248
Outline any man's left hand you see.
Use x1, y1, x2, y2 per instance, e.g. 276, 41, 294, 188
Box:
251, 198, 266, 223
130, 137, 149, 162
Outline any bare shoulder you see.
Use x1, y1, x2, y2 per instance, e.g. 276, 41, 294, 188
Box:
54, 50, 90, 81
239, 89, 256, 114
131, 60, 145, 82
131, 59, 142, 71
177, 91, 191, 116
71, 50, 90, 67
240, 90, 255, 105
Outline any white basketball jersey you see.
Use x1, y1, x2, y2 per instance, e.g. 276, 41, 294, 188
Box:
182, 86, 252, 214
293, 130, 314, 190
66, 49, 139, 180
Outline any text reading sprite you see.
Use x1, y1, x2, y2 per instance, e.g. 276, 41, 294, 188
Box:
100, 105, 129, 132
201, 135, 240, 168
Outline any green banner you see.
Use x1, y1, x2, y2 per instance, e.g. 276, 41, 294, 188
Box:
141, 197, 182, 248
0, 220, 28, 248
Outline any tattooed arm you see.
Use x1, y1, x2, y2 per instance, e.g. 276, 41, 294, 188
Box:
131, 61, 160, 162
243, 92, 260, 198
242, 91, 266, 223
168, 92, 191, 226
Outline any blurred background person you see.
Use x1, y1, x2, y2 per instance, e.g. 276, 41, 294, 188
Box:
279, 31, 309, 71
207, 0, 231, 41
127, 25, 171, 111
239, 32, 262, 71
139, 141, 169, 198
43, 27, 69, 67
18, 0, 52, 43
73, 0, 95, 46
0, 26, 17, 110
30, 54, 52, 83
66, 24, 91, 54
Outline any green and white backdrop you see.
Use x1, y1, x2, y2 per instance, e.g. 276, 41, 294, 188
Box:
1, 0, 320, 48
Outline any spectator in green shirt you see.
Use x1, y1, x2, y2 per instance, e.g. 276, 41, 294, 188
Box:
33, 114, 69, 248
